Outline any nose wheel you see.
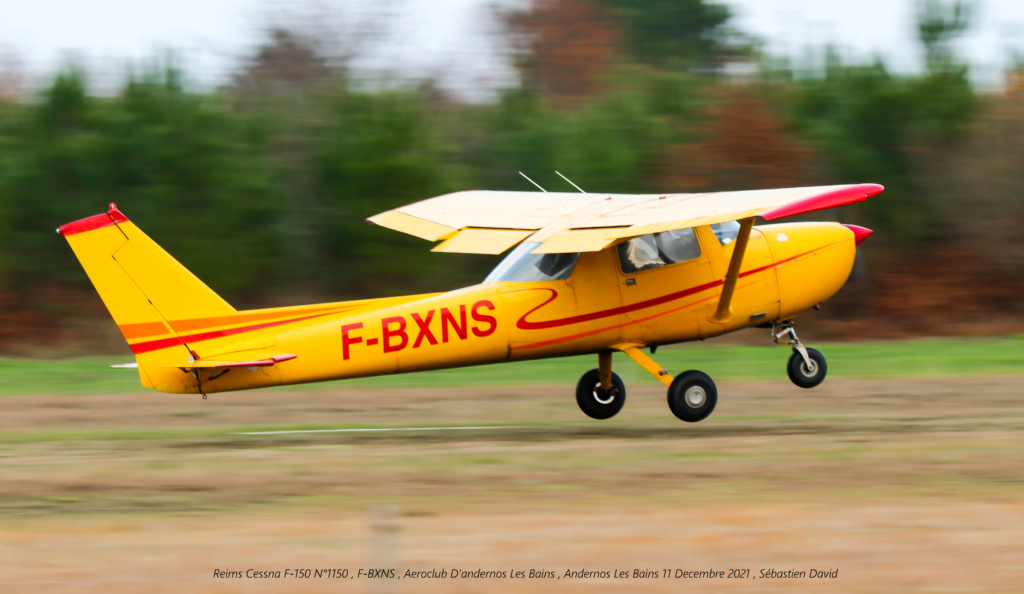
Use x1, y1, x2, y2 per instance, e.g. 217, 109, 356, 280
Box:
787, 347, 827, 388
773, 321, 828, 388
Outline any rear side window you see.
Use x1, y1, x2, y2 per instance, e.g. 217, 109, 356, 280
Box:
617, 228, 701, 274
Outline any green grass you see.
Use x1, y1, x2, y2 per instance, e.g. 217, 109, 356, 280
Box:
1, 335, 1023, 396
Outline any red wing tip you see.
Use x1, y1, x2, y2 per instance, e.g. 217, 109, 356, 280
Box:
58, 205, 130, 236
760, 183, 884, 221
862, 183, 885, 197
842, 224, 874, 245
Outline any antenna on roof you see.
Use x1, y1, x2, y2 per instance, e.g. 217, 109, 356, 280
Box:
556, 171, 610, 213
520, 171, 573, 214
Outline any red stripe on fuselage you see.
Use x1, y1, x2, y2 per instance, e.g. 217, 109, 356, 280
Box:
515, 242, 833, 331
129, 336, 187, 355
128, 312, 339, 354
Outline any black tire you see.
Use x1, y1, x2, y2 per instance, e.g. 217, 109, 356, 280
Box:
667, 370, 718, 423
576, 369, 626, 420
787, 347, 827, 388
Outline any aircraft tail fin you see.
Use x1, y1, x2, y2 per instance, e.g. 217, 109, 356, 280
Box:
59, 204, 238, 391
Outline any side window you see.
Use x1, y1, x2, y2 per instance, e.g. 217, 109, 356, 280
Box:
617, 228, 701, 274
617, 235, 663, 273
710, 221, 741, 245
655, 228, 701, 263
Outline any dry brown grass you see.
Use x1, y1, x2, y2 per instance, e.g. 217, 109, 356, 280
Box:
2, 377, 1024, 592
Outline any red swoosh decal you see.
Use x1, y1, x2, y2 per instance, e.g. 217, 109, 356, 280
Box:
129, 311, 339, 354
516, 242, 834, 331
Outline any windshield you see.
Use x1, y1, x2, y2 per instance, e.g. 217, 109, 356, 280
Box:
485, 242, 580, 282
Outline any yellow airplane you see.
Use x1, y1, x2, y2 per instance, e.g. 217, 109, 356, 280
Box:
59, 181, 882, 422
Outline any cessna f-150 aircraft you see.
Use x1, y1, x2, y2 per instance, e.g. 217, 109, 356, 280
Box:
59, 179, 882, 422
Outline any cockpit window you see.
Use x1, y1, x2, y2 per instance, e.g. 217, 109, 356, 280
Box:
485, 242, 580, 282
710, 220, 741, 245
617, 228, 701, 274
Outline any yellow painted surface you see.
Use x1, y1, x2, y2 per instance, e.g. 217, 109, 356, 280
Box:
529, 228, 624, 253
366, 210, 456, 241
62, 207, 861, 395
614, 344, 674, 387
431, 228, 533, 254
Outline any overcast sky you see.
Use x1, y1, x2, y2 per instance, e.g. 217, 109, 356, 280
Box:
1, 0, 1022, 98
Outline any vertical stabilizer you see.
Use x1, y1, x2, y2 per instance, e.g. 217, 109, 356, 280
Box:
59, 204, 238, 392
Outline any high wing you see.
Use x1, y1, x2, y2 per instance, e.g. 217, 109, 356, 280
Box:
367, 183, 884, 254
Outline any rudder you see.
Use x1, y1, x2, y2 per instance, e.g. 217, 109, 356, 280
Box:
59, 204, 237, 392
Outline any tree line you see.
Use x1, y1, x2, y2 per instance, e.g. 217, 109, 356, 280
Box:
0, 0, 1021, 348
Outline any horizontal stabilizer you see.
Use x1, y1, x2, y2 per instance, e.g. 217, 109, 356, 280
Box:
177, 354, 298, 369
110, 362, 139, 369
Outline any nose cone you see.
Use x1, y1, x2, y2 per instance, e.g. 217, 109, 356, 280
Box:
842, 224, 873, 246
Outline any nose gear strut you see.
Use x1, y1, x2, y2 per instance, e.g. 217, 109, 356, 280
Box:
772, 320, 813, 371
772, 321, 828, 389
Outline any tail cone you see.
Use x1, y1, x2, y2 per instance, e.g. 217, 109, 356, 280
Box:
842, 224, 873, 245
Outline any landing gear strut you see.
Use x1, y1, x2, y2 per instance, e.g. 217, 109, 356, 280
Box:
593, 343, 720, 423
772, 321, 827, 388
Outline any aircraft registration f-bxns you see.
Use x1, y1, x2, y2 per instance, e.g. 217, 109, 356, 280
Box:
60, 182, 882, 422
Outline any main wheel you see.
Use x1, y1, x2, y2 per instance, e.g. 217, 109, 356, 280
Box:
576, 369, 626, 420
787, 347, 827, 388
667, 370, 718, 422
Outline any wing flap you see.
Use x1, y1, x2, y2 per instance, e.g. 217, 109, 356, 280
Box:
529, 228, 628, 253
431, 228, 534, 254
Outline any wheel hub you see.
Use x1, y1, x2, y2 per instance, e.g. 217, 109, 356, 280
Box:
801, 361, 818, 376
593, 386, 616, 405
684, 385, 706, 408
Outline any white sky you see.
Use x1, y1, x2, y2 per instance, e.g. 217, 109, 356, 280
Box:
1, 0, 1022, 98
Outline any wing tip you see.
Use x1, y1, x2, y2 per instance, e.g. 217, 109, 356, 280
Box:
760, 183, 884, 221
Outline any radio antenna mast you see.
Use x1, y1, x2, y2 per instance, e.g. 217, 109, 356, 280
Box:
520, 171, 573, 214
556, 171, 610, 213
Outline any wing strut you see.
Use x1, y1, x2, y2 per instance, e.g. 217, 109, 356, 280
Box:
712, 217, 756, 323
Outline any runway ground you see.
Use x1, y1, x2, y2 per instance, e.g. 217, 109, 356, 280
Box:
1, 359, 1023, 592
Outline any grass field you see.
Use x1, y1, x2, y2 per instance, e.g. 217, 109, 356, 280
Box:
3, 335, 1024, 396
1, 337, 1023, 592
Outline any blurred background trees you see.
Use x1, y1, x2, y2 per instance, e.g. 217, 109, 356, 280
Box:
0, 0, 1021, 351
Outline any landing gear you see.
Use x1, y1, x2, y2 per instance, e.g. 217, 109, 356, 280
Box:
576, 368, 626, 419
787, 347, 827, 388
605, 344, 719, 423
667, 370, 718, 422
772, 321, 828, 389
